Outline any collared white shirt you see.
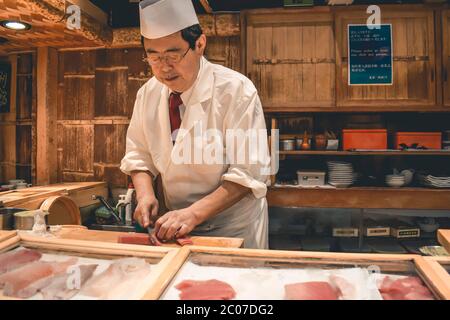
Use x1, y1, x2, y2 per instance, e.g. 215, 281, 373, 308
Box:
168, 56, 204, 120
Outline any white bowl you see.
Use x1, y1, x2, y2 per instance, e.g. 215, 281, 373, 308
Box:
386, 180, 405, 187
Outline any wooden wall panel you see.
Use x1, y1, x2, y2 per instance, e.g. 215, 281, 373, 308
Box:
245, 9, 335, 110
96, 48, 151, 78
94, 164, 127, 187
443, 10, 450, 107
17, 54, 33, 75
61, 76, 95, 120
16, 122, 32, 183
16, 125, 31, 165
335, 6, 437, 108
62, 125, 94, 173
0, 125, 15, 165
94, 68, 128, 117
94, 124, 127, 164
127, 78, 147, 118
16, 75, 32, 120
0, 53, 36, 184
205, 36, 241, 73
62, 51, 97, 76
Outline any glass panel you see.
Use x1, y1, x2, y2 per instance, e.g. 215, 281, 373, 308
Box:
161, 252, 436, 300
0, 244, 164, 300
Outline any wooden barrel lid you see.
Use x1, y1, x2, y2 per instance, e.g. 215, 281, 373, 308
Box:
40, 196, 81, 225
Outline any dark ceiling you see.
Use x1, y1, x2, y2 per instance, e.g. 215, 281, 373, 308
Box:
89, 0, 437, 28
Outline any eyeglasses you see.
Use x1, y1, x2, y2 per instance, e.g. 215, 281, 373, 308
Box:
143, 47, 190, 66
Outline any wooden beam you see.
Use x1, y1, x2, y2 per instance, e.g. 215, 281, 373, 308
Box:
199, 0, 213, 14
13, 0, 112, 45
111, 13, 240, 47
36, 47, 58, 185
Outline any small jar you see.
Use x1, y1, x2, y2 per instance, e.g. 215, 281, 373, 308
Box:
280, 139, 295, 151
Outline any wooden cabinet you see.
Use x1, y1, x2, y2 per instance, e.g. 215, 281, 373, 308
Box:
443, 10, 450, 107
335, 5, 437, 108
244, 8, 336, 111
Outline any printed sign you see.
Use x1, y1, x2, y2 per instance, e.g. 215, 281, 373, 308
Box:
348, 24, 393, 85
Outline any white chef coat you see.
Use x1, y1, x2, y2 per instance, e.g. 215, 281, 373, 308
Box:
120, 57, 270, 249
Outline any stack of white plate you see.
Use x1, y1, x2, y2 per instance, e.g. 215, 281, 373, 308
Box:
418, 173, 450, 188
385, 174, 406, 187
327, 161, 354, 188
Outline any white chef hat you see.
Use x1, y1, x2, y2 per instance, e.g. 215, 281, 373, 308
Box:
139, 0, 199, 39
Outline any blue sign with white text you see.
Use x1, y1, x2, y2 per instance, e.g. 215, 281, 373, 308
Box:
348, 24, 393, 85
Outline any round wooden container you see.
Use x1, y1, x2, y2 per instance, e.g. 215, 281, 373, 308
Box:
40, 196, 81, 225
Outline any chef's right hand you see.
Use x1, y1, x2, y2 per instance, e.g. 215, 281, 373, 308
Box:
134, 196, 159, 228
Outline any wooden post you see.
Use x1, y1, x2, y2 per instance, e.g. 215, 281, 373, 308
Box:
36, 47, 58, 185
0, 55, 17, 183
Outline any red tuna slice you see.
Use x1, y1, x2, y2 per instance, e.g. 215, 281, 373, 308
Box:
175, 279, 236, 300
396, 276, 426, 289
285, 282, 340, 300
118, 232, 193, 246
118, 233, 151, 245
0, 249, 42, 275
379, 276, 434, 300
381, 293, 394, 300
176, 236, 193, 246
404, 291, 434, 300
379, 276, 398, 293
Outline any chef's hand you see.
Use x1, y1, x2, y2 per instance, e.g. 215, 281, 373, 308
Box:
154, 208, 200, 240
134, 196, 159, 228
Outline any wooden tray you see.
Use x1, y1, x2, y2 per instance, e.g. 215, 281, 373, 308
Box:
438, 229, 450, 254
54, 227, 244, 248
0, 231, 179, 300
146, 246, 449, 300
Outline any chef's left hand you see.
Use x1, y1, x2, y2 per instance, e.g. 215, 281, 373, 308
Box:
154, 208, 200, 241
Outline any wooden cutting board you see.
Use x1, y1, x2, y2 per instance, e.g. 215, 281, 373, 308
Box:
438, 229, 450, 254
55, 226, 244, 248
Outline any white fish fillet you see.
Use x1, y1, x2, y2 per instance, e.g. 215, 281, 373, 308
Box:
0, 248, 42, 275
80, 258, 150, 299
1, 257, 78, 298
40, 264, 98, 300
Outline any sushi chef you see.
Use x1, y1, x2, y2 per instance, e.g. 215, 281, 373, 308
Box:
120, 0, 271, 249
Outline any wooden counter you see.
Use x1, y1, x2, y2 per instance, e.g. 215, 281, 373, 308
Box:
54, 226, 244, 248
0, 182, 107, 209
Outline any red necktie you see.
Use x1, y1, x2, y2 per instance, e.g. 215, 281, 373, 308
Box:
169, 92, 182, 141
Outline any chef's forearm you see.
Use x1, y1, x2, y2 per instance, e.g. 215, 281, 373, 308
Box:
130, 171, 156, 201
189, 180, 251, 224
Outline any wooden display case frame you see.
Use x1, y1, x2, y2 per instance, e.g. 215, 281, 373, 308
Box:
422, 256, 450, 300
145, 245, 449, 300
438, 229, 450, 253
0, 232, 180, 300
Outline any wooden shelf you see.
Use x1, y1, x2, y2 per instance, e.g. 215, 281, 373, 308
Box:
267, 186, 450, 210
278, 150, 450, 156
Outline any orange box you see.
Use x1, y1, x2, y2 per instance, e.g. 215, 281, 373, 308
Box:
394, 132, 442, 150
342, 129, 387, 150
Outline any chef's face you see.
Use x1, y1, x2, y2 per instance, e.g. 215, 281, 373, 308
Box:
143, 31, 206, 93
